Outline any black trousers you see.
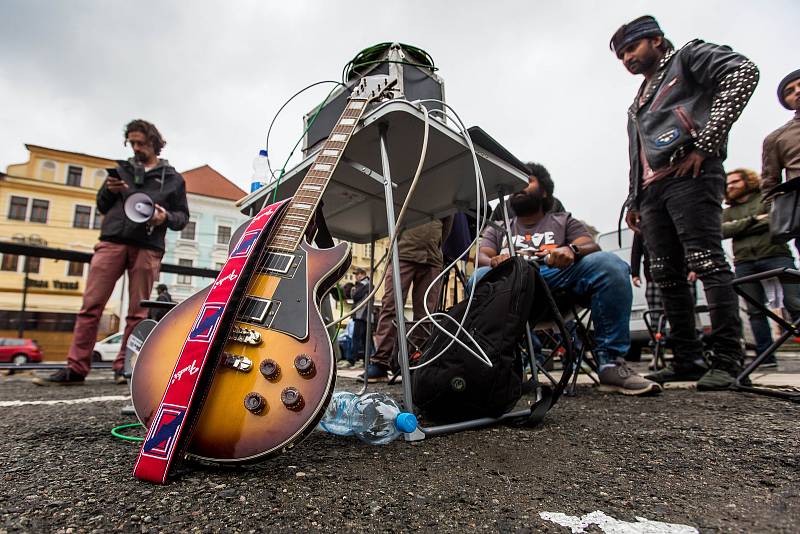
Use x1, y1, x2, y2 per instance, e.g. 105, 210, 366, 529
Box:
638, 172, 743, 370
352, 318, 367, 361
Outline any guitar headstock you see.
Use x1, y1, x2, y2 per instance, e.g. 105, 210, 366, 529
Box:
350, 75, 398, 103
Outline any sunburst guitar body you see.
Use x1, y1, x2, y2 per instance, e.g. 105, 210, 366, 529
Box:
130, 74, 396, 465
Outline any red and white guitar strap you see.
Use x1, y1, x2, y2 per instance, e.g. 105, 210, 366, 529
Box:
133, 198, 290, 484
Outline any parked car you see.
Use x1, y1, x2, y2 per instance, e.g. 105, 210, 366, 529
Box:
93, 332, 123, 362
0, 338, 43, 364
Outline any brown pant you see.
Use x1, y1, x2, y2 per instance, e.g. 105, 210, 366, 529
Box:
67, 241, 162, 375
371, 261, 442, 368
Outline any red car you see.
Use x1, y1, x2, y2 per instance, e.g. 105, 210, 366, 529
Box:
0, 338, 43, 364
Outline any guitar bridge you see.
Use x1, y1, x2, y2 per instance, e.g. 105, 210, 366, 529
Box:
230, 326, 263, 345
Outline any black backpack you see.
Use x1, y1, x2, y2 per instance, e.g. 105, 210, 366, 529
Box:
411, 257, 552, 423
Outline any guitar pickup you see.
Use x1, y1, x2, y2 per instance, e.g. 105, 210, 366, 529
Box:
259, 252, 302, 278
229, 325, 263, 345
237, 297, 280, 329
222, 353, 253, 373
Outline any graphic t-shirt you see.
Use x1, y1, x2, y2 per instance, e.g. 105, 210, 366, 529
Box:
480, 212, 591, 257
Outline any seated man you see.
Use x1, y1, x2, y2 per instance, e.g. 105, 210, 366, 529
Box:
474, 170, 661, 396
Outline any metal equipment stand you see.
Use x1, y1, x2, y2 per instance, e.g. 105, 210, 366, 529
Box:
731, 267, 800, 402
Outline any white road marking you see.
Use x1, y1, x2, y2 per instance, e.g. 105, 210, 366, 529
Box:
0, 395, 130, 407
540, 511, 699, 534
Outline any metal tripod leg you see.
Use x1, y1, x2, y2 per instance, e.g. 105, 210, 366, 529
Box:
378, 124, 424, 441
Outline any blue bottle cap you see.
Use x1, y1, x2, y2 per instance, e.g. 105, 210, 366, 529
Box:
395, 412, 418, 433
258, 149, 268, 157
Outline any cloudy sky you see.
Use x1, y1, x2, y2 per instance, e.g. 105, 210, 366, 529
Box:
0, 0, 796, 234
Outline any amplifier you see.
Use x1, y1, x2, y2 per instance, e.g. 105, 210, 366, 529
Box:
302, 43, 445, 157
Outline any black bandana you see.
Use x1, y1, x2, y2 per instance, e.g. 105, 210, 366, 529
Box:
609, 15, 664, 58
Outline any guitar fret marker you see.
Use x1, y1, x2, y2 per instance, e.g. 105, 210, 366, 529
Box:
330, 134, 347, 142
340, 118, 355, 126
302, 184, 322, 191
313, 163, 332, 171
322, 149, 339, 156
293, 203, 312, 210
348, 101, 365, 109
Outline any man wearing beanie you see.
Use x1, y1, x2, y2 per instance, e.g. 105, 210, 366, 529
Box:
761, 69, 800, 197
611, 15, 759, 390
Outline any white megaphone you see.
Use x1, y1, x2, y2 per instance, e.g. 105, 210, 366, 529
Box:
123, 192, 155, 223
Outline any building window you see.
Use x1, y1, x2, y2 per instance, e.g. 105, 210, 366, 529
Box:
24, 256, 40, 274
67, 262, 85, 277
30, 199, 49, 223
66, 165, 83, 187
8, 196, 28, 220
177, 259, 193, 285
73, 205, 92, 228
93, 210, 102, 229
1, 254, 18, 272
180, 221, 196, 241
217, 225, 232, 245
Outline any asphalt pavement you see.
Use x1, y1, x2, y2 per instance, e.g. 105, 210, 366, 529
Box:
1, 356, 798, 533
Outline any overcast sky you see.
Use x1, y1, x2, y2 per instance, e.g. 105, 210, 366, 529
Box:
0, 0, 796, 234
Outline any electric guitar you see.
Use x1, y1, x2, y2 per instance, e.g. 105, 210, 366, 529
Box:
131, 76, 396, 464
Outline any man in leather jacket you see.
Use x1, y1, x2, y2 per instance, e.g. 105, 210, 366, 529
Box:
611, 15, 759, 389
33, 120, 189, 386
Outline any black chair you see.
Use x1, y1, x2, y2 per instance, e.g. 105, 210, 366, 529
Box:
731, 267, 800, 402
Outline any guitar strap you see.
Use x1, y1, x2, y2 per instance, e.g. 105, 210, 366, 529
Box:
133, 198, 291, 484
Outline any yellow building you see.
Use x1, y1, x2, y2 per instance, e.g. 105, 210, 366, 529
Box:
0, 145, 118, 359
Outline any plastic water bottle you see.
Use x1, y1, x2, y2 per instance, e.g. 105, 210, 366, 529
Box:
250, 149, 269, 192
318, 392, 418, 445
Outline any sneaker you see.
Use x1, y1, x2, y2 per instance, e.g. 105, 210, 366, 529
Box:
352, 360, 365, 369
696, 367, 743, 391
113, 370, 127, 385
758, 356, 778, 369
358, 363, 389, 383
597, 359, 662, 396
32, 368, 85, 386
336, 359, 354, 369
645, 360, 708, 384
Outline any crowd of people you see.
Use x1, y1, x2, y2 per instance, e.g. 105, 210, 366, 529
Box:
31, 16, 800, 404
342, 15, 800, 398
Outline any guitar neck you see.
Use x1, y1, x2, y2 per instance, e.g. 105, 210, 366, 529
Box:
268, 98, 369, 252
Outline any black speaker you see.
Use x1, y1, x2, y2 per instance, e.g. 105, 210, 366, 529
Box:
302, 43, 445, 156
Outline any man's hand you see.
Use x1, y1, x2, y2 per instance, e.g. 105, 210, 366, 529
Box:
489, 253, 510, 268
625, 209, 641, 233
535, 246, 575, 269
105, 177, 128, 193
150, 205, 168, 226
632, 276, 642, 288
675, 151, 706, 178
756, 213, 769, 220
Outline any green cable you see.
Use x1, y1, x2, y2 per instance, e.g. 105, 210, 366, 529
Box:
111, 422, 145, 442
342, 42, 436, 82
271, 83, 343, 204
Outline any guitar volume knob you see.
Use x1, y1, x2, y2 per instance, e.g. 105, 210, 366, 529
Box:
260, 359, 280, 381
294, 354, 315, 377
244, 392, 266, 415
280, 387, 304, 411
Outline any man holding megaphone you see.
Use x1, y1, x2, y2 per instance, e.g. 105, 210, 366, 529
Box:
33, 119, 189, 386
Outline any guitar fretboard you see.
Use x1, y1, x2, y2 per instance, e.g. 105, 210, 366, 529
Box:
268, 98, 369, 253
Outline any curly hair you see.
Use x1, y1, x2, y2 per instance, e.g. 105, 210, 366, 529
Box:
726, 168, 761, 202
525, 161, 555, 213
124, 119, 166, 156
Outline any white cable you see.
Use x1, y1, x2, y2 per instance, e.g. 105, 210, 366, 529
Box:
324, 101, 431, 328
404, 99, 494, 369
